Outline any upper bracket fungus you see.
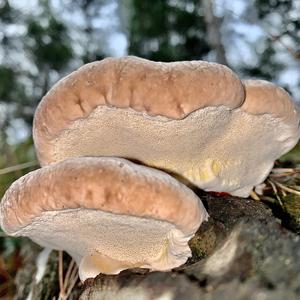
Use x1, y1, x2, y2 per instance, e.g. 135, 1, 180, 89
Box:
33, 56, 300, 197
0, 157, 208, 281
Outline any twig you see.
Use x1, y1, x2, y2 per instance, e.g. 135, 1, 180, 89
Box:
0, 161, 38, 176
58, 251, 66, 300
216, 4, 300, 63
268, 32, 300, 62
270, 168, 300, 179
274, 167, 300, 173
65, 263, 78, 299
271, 168, 296, 174
250, 190, 260, 201
268, 179, 283, 206
272, 180, 300, 196
63, 259, 76, 292
57, 255, 78, 300
281, 188, 287, 197
260, 195, 276, 204
290, 185, 300, 191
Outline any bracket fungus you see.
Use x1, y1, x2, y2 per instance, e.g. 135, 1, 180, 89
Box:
33, 56, 300, 197
1, 56, 300, 282
0, 157, 208, 281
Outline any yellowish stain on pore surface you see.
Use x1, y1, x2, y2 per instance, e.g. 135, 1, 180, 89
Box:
196, 159, 222, 182
212, 160, 222, 174
147, 158, 224, 183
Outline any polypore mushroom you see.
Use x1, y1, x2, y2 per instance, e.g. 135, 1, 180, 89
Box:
0, 157, 208, 281
33, 56, 300, 197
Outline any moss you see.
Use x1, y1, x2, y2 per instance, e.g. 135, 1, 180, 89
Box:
282, 194, 300, 234
188, 235, 207, 263
279, 143, 300, 164
189, 241, 206, 261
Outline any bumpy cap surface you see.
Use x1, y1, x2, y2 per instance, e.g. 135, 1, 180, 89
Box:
33, 56, 245, 165
241, 79, 300, 133
0, 157, 208, 281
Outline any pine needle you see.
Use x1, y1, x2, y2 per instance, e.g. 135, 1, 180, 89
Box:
272, 180, 300, 196
268, 179, 283, 207
250, 190, 260, 201
58, 251, 66, 300
58, 252, 78, 300
0, 161, 38, 176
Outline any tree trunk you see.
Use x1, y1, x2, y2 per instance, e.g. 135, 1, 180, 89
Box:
203, 0, 229, 66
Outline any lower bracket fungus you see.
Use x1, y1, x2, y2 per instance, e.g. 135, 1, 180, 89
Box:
0, 157, 208, 281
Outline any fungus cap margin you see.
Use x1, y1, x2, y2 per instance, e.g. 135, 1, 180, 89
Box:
0, 157, 208, 280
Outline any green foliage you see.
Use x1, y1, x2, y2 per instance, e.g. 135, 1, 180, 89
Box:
255, 0, 292, 19
0, 0, 12, 22
66, 0, 109, 63
26, 16, 73, 71
0, 0, 75, 129
241, 40, 284, 80
0, 66, 28, 113
128, 0, 210, 61
279, 143, 300, 164
242, 0, 300, 83
0, 66, 16, 101
282, 194, 300, 234
0, 138, 36, 197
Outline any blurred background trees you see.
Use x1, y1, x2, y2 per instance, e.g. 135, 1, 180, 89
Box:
0, 0, 299, 297
128, 0, 211, 61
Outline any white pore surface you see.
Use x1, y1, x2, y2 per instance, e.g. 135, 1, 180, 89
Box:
16, 208, 191, 281
53, 106, 297, 197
